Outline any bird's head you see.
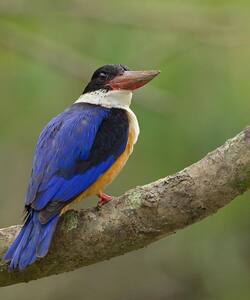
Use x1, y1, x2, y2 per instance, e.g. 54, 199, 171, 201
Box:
83, 64, 160, 94
77, 64, 160, 109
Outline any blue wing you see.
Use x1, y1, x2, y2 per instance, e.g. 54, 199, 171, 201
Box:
25, 103, 129, 222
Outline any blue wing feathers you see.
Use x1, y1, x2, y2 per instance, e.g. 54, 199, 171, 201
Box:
54, 156, 116, 200
34, 179, 64, 210
26, 104, 110, 206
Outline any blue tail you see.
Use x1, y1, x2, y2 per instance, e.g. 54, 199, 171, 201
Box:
4, 211, 59, 271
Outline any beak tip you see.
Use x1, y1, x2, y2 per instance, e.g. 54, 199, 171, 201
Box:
150, 70, 161, 78
155, 70, 161, 76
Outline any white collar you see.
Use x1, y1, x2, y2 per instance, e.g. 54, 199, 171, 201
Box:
75, 89, 133, 109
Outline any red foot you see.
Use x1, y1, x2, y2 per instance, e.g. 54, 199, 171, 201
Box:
97, 192, 113, 206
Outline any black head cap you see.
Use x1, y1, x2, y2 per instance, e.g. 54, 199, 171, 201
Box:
83, 64, 130, 94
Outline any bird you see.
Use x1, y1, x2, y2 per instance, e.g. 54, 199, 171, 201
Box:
4, 64, 160, 271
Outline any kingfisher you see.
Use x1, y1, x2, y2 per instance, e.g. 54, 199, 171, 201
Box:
4, 64, 160, 271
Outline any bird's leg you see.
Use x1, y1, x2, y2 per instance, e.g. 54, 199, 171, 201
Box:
97, 191, 113, 206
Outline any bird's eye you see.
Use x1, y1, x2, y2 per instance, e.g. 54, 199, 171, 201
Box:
99, 72, 107, 80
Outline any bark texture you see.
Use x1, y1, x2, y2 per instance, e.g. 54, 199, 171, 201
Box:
0, 127, 250, 287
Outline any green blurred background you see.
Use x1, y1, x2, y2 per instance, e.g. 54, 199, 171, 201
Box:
0, 0, 250, 299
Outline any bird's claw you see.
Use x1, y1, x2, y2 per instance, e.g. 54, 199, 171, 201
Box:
97, 192, 113, 208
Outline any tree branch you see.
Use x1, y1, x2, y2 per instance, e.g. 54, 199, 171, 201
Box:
0, 127, 250, 287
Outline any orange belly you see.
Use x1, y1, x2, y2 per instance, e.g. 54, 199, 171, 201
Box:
61, 129, 136, 214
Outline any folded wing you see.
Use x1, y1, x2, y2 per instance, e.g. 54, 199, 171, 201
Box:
25, 103, 129, 223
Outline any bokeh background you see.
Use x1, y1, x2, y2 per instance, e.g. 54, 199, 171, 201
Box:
0, 0, 250, 299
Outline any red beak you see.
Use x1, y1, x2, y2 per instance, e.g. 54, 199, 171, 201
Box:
108, 70, 160, 91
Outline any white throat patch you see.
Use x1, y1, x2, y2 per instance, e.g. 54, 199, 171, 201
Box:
75, 90, 133, 109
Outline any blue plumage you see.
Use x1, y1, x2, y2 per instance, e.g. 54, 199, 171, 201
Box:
26, 104, 111, 208
5, 212, 59, 271
4, 103, 129, 270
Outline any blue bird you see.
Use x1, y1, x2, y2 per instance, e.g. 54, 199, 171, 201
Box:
4, 64, 160, 271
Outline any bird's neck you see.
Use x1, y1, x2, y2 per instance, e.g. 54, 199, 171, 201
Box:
75, 90, 133, 110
